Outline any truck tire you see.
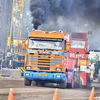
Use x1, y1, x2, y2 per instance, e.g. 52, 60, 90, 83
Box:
74, 72, 80, 88
67, 77, 74, 88
32, 81, 38, 86
86, 73, 91, 89
24, 78, 32, 86
98, 69, 100, 83
74, 73, 86, 88
98, 74, 100, 83
79, 78, 83, 88
38, 81, 46, 87
59, 73, 67, 89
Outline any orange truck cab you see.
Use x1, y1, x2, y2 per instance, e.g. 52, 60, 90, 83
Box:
22, 30, 70, 88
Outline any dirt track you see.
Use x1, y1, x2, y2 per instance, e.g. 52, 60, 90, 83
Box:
0, 77, 100, 100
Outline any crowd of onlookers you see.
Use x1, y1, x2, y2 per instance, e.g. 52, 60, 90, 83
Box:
0, 54, 13, 70
0, 53, 24, 70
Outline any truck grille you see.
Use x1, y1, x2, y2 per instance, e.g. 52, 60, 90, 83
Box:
38, 67, 50, 70
27, 54, 62, 70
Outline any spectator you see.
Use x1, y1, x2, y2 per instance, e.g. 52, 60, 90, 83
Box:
3, 56, 9, 68
89, 61, 95, 83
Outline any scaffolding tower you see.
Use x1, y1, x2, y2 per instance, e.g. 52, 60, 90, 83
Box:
10, 0, 25, 55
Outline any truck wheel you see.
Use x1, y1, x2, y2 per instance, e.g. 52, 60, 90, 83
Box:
67, 77, 74, 88
98, 74, 100, 83
79, 78, 83, 88
59, 73, 67, 89
74, 72, 80, 88
24, 78, 32, 86
32, 81, 38, 86
86, 73, 91, 89
38, 81, 46, 87
86, 81, 91, 89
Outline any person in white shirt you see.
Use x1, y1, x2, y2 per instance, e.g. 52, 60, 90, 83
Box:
89, 61, 95, 83
71, 42, 84, 48
77, 42, 84, 48
89, 61, 95, 72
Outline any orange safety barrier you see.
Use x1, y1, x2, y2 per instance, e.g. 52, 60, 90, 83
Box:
89, 87, 94, 100
7, 88, 13, 100
53, 88, 58, 100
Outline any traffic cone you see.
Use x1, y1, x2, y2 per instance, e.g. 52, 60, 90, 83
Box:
53, 88, 58, 100
89, 87, 94, 100
7, 88, 13, 100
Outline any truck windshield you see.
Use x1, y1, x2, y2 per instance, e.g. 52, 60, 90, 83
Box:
71, 40, 85, 49
28, 38, 63, 50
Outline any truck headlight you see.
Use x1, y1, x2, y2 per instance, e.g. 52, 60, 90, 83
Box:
25, 73, 30, 76
56, 75, 61, 78
56, 68, 62, 71
26, 66, 31, 70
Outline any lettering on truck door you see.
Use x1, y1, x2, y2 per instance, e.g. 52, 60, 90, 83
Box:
70, 53, 85, 58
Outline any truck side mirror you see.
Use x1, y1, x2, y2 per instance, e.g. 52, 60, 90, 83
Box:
22, 40, 26, 43
22, 40, 26, 50
66, 42, 70, 52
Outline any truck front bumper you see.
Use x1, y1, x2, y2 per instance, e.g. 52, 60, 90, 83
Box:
24, 71, 65, 82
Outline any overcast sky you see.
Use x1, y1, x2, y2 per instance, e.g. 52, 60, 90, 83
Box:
27, 0, 100, 49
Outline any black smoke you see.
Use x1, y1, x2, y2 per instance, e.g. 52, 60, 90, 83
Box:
30, 0, 100, 49
30, 0, 100, 29
30, 0, 50, 29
